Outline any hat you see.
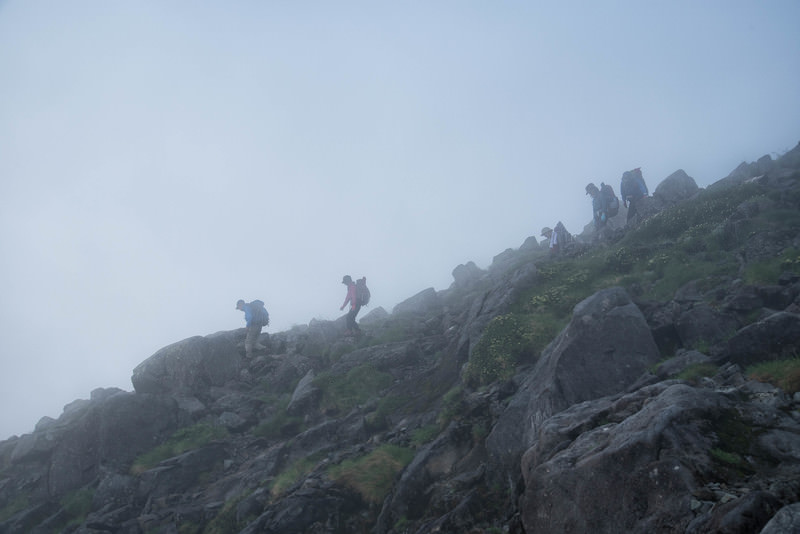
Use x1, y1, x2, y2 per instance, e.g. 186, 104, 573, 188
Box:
236, 299, 245, 309
585, 183, 598, 195
342, 275, 352, 284
541, 227, 553, 237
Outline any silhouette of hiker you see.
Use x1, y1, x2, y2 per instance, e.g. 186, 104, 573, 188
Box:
340, 275, 362, 336
542, 221, 572, 255
586, 183, 608, 230
236, 299, 269, 357
620, 167, 649, 223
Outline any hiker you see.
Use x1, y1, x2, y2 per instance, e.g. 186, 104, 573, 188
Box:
340, 275, 364, 336
586, 182, 619, 231
585, 182, 608, 230
541, 221, 572, 255
620, 167, 649, 222
236, 299, 269, 357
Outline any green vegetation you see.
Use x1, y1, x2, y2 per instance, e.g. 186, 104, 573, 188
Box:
130, 423, 229, 475
327, 444, 415, 504
0, 493, 29, 523
313, 363, 393, 415
710, 447, 744, 467
410, 424, 440, 447
747, 357, 800, 393
744, 247, 800, 285
59, 487, 95, 529
437, 386, 463, 427
676, 363, 719, 384
270, 453, 326, 498
463, 314, 534, 386
707, 409, 756, 477
252, 395, 306, 439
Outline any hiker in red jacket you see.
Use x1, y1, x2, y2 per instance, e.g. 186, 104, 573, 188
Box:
340, 275, 362, 336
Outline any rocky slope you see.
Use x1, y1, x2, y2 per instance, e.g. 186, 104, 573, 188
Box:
1, 143, 800, 534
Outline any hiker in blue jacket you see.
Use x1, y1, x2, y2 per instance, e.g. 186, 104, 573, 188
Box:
236, 299, 269, 357
585, 183, 608, 230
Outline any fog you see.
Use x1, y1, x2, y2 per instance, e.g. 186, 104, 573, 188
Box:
1, 1, 799, 439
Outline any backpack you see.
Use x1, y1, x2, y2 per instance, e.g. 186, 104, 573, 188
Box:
250, 300, 270, 327
600, 182, 619, 217
355, 277, 370, 306
554, 221, 573, 245
621, 168, 648, 200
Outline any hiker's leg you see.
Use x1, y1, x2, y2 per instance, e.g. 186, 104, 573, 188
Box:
245, 326, 261, 357
346, 308, 359, 332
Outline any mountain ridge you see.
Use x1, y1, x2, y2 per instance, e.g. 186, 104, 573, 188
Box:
1, 141, 800, 533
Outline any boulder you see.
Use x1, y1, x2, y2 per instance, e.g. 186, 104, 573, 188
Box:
674, 304, 740, 349
131, 333, 241, 398
653, 169, 700, 206
715, 311, 800, 366
451, 261, 484, 288
486, 287, 661, 476
392, 287, 440, 316
518, 383, 800, 534
286, 369, 321, 416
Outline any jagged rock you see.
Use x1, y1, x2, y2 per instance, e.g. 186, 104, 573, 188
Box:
376, 422, 481, 530
653, 169, 700, 206
486, 286, 661, 477
137, 442, 228, 501
131, 332, 241, 398
518, 235, 540, 252
286, 369, 320, 416
675, 304, 740, 349
518, 383, 800, 534
715, 311, 800, 366
761, 502, 800, 534
451, 261, 484, 287
359, 306, 389, 325
392, 287, 440, 316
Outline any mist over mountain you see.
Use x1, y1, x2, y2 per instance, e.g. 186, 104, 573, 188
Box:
1, 142, 800, 533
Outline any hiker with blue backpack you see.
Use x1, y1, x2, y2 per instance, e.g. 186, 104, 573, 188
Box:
236, 299, 270, 357
340, 275, 370, 336
620, 167, 649, 223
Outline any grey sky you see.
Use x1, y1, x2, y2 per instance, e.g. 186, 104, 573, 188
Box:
1, 1, 799, 439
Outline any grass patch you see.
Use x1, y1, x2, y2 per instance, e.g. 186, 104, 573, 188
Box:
366, 394, 409, 432
410, 424, 440, 447
747, 357, 800, 393
313, 363, 393, 415
130, 422, 229, 475
252, 395, 305, 439
270, 453, 326, 498
327, 444, 415, 504
59, 486, 95, 529
463, 314, 538, 386
744, 247, 800, 285
676, 363, 719, 384
0, 493, 29, 523
437, 386, 463, 427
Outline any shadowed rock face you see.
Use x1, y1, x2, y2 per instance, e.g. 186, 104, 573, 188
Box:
486, 286, 661, 476
1, 143, 800, 534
